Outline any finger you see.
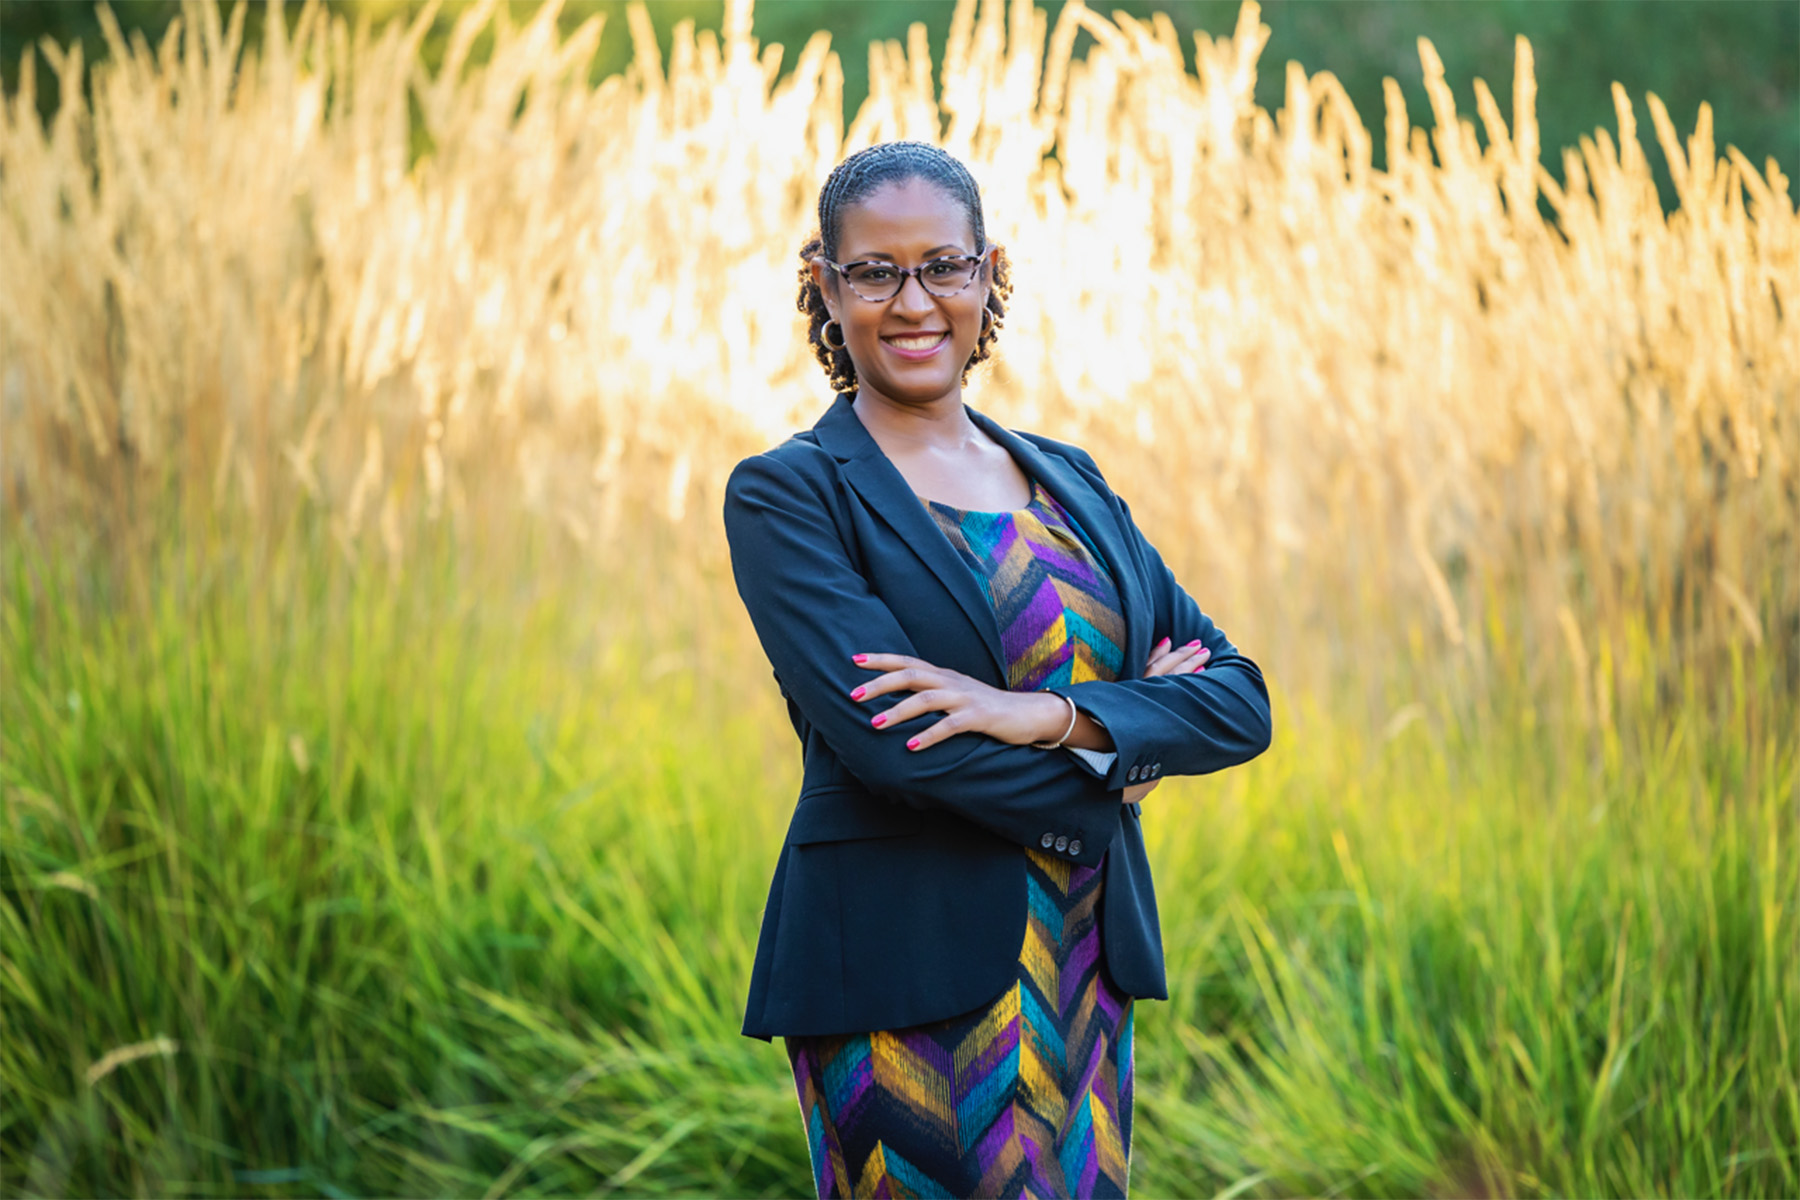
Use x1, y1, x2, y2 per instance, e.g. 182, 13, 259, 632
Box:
1143, 636, 1171, 666
1144, 649, 1189, 677
866, 688, 958, 730
1147, 640, 1205, 676
901, 710, 969, 752
849, 665, 943, 703
852, 653, 926, 672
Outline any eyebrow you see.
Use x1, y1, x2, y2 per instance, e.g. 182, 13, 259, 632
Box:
848, 244, 968, 261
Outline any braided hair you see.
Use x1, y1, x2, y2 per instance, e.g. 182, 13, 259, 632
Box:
797, 141, 1013, 393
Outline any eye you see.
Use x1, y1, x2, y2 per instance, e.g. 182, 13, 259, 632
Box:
925, 260, 960, 278
849, 265, 897, 283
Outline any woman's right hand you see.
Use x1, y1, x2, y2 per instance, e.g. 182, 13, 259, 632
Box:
1121, 637, 1211, 803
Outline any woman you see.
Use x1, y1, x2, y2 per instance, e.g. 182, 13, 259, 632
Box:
722, 141, 1272, 1199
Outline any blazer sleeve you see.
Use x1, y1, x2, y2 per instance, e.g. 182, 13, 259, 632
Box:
1043, 447, 1273, 791
723, 451, 1123, 866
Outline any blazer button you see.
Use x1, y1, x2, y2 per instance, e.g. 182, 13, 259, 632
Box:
1040, 832, 1056, 849
1068, 838, 1083, 855
1128, 765, 1140, 782
1151, 762, 1162, 776
1054, 835, 1069, 852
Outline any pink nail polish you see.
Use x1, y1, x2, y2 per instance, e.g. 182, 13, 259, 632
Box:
851, 686, 866, 700
1186, 640, 1202, 648
852, 654, 868, 664
907, 737, 921, 750
871, 713, 886, 728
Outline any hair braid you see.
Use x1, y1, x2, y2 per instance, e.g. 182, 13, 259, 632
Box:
796, 141, 1013, 393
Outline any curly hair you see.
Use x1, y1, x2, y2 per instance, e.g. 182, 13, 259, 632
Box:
796, 141, 1013, 394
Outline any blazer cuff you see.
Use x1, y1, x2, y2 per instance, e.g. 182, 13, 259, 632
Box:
1048, 682, 1170, 792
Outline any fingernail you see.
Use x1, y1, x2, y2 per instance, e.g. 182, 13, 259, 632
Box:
906, 737, 921, 750
1186, 639, 1202, 648
1198, 647, 1211, 656
852, 654, 868, 664
1156, 636, 1170, 648
871, 713, 886, 727
851, 686, 866, 700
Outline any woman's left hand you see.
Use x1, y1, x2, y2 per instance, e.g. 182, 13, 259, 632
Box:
848, 653, 1072, 751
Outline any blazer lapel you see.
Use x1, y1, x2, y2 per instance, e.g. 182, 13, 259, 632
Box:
965, 406, 1148, 675
813, 394, 1010, 680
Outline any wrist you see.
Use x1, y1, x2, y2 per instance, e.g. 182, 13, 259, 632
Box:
1028, 692, 1079, 749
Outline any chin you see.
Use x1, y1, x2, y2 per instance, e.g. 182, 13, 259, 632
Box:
878, 375, 962, 405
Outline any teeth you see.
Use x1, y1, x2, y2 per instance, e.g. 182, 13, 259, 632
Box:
886, 333, 947, 349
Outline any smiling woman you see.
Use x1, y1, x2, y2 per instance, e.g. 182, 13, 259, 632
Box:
723, 141, 1273, 1198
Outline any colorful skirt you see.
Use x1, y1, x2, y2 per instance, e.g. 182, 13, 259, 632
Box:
784, 848, 1134, 1198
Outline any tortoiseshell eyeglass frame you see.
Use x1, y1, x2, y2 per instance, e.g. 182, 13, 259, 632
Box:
821, 253, 988, 303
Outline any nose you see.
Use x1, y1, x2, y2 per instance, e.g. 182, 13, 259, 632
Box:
891, 270, 935, 317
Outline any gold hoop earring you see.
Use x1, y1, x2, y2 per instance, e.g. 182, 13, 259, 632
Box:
980, 307, 996, 337
823, 320, 847, 349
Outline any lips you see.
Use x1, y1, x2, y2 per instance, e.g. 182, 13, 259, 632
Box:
880, 331, 950, 360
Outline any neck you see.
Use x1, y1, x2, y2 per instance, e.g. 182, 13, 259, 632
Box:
850, 387, 976, 452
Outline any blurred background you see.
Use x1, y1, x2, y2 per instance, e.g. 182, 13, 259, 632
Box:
7, 0, 1797, 213
2, 0, 1796, 1197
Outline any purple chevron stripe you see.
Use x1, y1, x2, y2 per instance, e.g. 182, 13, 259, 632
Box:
1078, 1141, 1103, 1198
1059, 926, 1100, 1015
1015, 532, 1101, 586
999, 574, 1068, 649
1095, 977, 1124, 1024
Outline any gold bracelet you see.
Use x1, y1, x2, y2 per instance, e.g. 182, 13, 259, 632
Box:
1030, 693, 1080, 750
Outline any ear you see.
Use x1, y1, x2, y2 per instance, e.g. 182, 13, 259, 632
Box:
809, 257, 838, 322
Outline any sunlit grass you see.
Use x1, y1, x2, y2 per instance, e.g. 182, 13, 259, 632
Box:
5, 518, 1794, 1196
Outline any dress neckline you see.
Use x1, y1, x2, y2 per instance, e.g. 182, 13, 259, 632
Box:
922, 477, 1042, 517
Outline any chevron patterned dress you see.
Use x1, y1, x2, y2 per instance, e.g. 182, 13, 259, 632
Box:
784, 477, 1135, 1199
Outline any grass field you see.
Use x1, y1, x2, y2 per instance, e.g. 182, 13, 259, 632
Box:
7, 520, 1795, 1197
3, 0, 1796, 1195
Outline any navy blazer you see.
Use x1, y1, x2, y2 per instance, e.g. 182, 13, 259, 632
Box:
723, 392, 1272, 1040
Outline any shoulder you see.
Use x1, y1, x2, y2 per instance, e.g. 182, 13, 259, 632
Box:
724, 432, 841, 510
1010, 428, 1109, 486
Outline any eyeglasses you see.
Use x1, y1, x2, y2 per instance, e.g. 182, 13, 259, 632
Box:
821, 254, 986, 302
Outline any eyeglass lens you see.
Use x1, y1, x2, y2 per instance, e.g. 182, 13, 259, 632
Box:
843, 259, 979, 300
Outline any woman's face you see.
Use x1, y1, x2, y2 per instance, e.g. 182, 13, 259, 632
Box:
811, 177, 995, 409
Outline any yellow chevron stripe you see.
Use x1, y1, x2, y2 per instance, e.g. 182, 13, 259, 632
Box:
1021, 916, 1058, 1006
1026, 848, 1072, 894
1012, 617, 1067, 683
1065, 975, 1100, 1056
1019, 1024, 1068, 1133
1071, 641, 1106, 683
1091, 1065, 1129, 1182
869, 1031, 955, 1129
954, 982, 1020, 1077
855, 1141, 900, 1199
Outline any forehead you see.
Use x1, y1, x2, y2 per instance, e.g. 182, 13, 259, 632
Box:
836, 177, 976, 260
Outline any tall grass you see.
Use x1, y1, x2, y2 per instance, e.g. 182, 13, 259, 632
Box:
2, 0, 1796, 1195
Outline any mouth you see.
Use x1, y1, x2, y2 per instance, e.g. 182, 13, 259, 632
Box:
880, 330, 951, 360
